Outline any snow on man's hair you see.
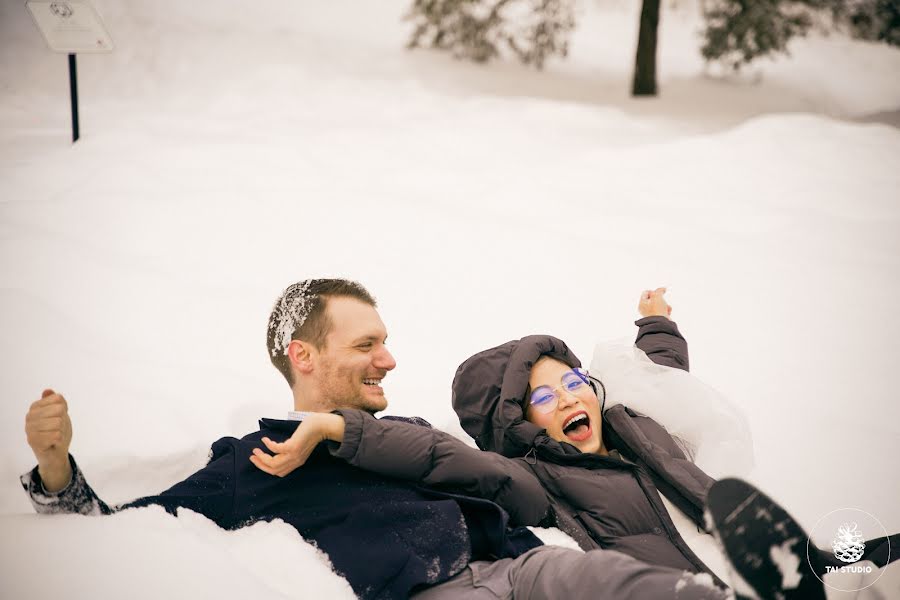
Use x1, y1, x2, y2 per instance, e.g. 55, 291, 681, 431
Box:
268, 280, 315, 357
266, 279, 376, 387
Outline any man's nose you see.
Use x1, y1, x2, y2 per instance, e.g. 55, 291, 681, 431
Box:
375, 347, 397, 371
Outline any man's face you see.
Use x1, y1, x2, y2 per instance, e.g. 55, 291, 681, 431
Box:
524, 357, 603, 454
313, 296, 396, 412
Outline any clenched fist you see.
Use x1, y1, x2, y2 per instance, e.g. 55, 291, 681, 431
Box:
638, 287, 672, 319
25, 389, 73, 492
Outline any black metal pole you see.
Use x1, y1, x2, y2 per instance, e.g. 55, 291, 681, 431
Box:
68, 53, 80, 143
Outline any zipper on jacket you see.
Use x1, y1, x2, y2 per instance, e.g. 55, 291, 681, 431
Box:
572, 512, 606, 548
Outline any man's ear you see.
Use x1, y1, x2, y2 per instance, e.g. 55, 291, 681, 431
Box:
287, 339, 315, 375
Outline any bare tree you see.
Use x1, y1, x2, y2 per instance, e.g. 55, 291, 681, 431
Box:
632, 0, 661, 96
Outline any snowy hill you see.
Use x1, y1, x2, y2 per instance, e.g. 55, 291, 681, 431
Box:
1, 0, 899, 597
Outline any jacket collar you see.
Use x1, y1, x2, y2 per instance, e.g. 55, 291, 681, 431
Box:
258, 418, 302, 433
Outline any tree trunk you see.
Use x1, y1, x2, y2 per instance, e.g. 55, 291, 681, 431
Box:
632, 0, 660, 96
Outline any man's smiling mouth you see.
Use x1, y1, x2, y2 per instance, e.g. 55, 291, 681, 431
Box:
363, 378, 383, 390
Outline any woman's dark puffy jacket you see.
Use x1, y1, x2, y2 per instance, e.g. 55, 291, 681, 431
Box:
451, 317, 726, 587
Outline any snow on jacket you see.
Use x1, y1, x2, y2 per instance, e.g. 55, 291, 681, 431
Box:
21, 413, 543, 600
451, 317, 728, 588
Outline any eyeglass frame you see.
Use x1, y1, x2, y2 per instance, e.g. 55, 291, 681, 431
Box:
526, 367, 606, 414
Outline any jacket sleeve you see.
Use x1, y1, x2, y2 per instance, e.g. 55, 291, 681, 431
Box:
330, 409, 550, 526
20, 454, 113, 515
21, 438, 237, 527
634, 316, 689, 372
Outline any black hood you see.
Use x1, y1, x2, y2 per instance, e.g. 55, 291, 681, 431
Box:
452, 335, 584, 458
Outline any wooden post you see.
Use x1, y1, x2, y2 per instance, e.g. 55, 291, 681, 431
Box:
68, 53, 80, 142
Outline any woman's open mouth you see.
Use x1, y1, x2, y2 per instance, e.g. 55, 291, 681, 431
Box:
562, 410, 592, 442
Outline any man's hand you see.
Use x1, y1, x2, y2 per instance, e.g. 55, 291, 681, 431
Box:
250, 412, 345, 477
638, 287, 672, 319
25, 389, 73, 492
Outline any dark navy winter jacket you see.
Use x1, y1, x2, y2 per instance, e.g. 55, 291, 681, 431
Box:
22, 414, 544, 600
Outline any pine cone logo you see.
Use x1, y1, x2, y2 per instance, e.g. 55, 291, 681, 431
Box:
832, 522, 866, 563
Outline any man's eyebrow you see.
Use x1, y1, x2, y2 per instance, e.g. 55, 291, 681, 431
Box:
351, 334, 386, 344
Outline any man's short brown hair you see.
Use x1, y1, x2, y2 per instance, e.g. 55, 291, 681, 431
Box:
266, 279, 376, 387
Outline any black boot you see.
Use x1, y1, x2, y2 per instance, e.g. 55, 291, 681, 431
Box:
705, 478, 825, 600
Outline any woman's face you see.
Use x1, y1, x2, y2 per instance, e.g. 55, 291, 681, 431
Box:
524, 357, 604, 454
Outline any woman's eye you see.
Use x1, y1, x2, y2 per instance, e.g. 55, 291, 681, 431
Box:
532, 392, 555, 406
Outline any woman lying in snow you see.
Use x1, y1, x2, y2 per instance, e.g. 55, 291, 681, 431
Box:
450, 288, 898, 600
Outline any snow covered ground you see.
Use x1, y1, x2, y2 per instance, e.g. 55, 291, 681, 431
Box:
1, 0, 899, 597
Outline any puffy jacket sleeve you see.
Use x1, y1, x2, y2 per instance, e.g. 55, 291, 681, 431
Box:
634, 316, 689, 372
21, 438, 238, 528
330, 409, 550, 526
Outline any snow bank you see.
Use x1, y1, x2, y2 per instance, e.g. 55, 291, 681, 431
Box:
0, 507, 353, 599
591, 340, 754, 479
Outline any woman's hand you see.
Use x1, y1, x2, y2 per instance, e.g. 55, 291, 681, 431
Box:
249, 412, 345, 477
638, 287, 672, 319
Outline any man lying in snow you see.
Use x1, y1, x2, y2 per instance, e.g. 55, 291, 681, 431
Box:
23, 278, 730, 600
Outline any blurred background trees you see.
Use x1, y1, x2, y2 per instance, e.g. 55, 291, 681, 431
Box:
406, 0, 576, 69
837, 0, 900, 44
405, 0, 900, 96
701, 0, 899, 69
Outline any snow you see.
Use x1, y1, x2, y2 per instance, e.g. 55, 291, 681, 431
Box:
268, 280, 315, 357
769, 537, 804, 590
2, 0, 899, 597
528, 526, 584, 551
591, 339, 754, 479
675, 571, 717, 593
0, 507, 354, 600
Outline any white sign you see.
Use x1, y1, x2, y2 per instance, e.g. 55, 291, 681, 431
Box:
27, 1, 114, 53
